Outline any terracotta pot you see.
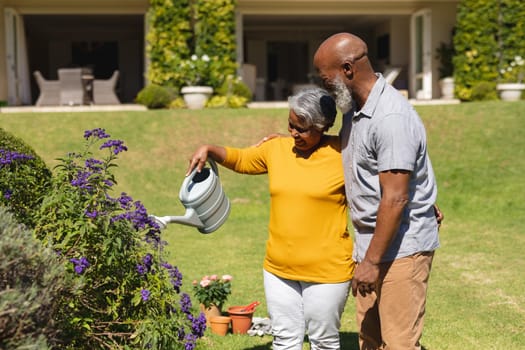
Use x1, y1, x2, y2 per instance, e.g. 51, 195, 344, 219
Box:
200, 303, 222, 326
209, 316, 231, 336
227, 306, 254, 334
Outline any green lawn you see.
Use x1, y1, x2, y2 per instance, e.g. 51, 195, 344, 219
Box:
1, 100, 524, 349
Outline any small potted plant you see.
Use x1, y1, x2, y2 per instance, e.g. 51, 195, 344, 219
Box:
497, 55, 525, 101
435, 41, 455, 99
180, 54, 214, 109
193, 274, 233, 323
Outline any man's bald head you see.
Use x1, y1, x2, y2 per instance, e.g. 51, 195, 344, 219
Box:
315, 33, 368, 65
314, 33, 376, 110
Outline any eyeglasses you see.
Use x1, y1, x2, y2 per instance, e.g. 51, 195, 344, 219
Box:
288, 121, 312, 135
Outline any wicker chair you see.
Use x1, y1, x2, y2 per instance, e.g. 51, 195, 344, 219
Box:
93, 70, 120, 105
33, 71, 60, 106
58, 68, 85, 105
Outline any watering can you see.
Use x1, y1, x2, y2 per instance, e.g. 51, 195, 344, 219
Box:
151, 159, 230, 234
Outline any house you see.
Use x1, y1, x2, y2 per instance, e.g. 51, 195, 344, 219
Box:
0, 0, 459, 105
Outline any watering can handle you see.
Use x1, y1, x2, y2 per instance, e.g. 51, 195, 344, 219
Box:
185, 158, 219, 179
208, 158, 219, 176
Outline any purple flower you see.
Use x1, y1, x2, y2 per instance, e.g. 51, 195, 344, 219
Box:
84, 128, 110, 140
70, 170, 92, 190
162, 263, 183, 292
84, 210, 98, 218
180, 293, 192, 314
85, 158, 103, 173
143, 253, 153, 268
141, 288, 151, 301
184, 334, 197, 350
136, 264, 147, 275
0, 149, 34, 167
3, 189, 12, 200
100, 139, 128, 155
118, 193, 133, 210
189, 313, 207, 337
70, 257, 90, 274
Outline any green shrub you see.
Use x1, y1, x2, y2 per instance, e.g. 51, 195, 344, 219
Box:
135, 84, 176, 109
0, 128, 51, 228
146, 0, 237, 92
0, 206, 72, 349
193, 0, 238, 89
207, 75, 251, 108
169, 96, 186, 109
471, 81, 498, 101
454, 0, 525, 101
147, 0, 192, 88
34, 128, 205, 349
207, 95, 248, 108
216, 76, 253, 101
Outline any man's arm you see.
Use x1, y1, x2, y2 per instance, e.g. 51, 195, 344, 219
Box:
351, 169, 410, 296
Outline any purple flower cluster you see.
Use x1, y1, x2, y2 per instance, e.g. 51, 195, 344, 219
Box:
162, 262, 183, 292
71, 169, 93, 191
84, 128, 110, 140
85, 158, 103, 173
189, 313, 206, 337
180, 293, 193, 314
70, 256, 90, 274
184, 334, 198, 350
111, 194, 162, 246
141, 288, 151, 301
3, 189, 12, 200
100, 139, 128, 155
136, 253, 154, 275
0, 149, 34, 168
112, 197, 150, 230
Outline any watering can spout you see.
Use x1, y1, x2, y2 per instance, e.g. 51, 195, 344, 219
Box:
150, 159, 231, 234
150, 208, 203, 230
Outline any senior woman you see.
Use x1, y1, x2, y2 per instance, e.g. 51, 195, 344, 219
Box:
187, 88, 354, 350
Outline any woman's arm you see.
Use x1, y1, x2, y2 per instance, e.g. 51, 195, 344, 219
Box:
186, 144, 227, 176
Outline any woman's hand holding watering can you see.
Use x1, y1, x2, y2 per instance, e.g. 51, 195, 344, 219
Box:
186, 145, 227, 176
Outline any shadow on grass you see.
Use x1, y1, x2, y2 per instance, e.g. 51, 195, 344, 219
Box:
242, 332, 360, 350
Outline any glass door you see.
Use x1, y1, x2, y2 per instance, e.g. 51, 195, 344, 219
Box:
410, 9, 432, 99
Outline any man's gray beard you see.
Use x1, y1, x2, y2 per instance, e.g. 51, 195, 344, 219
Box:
333, 77, 353, 114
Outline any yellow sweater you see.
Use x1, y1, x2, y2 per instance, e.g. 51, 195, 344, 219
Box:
222, 136, 354, 283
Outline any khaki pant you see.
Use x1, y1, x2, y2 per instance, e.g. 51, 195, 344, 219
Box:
356, 251, 435, 350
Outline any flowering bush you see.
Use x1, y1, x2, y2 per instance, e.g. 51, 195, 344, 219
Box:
180, 54, 212, 86
192, 274, 232, 308
0, 128, 51, 227
34, 128, 206, 349
499, 55, 525, 83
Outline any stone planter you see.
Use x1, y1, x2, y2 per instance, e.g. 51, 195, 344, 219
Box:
496, 83, 525, 101
181, 86, 213, 109
439, 77, 455, 99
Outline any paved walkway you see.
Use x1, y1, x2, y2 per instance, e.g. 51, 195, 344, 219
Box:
0, 104, 147, 113
0, 98, 460, 113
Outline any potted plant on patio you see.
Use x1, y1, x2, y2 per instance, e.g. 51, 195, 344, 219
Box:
179, 54, 215, 109
435, 41, 455, 100
496, 55, 525, 101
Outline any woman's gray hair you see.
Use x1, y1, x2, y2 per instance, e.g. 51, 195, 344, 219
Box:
288, 88, 337, 131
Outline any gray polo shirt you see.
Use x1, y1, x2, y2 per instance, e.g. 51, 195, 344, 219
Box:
340, 74, 440, 263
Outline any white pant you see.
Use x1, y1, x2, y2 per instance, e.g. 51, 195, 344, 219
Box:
263, 269, 350, 350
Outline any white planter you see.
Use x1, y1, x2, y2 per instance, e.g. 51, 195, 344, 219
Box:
439, 77, 455, 99
496, 83, 525, 102
181, 86, 213, 109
